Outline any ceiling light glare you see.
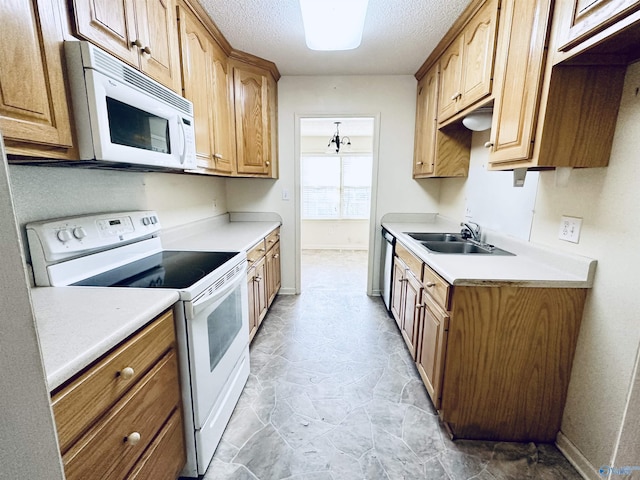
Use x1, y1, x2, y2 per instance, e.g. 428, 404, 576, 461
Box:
299, 0, 369, 51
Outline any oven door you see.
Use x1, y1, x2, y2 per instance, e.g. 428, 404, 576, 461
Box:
185, 272, 249, 428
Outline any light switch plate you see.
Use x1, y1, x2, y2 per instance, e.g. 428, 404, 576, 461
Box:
558, 216, 582, 243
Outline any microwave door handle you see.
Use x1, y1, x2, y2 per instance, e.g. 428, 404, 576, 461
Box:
177, 116, 187, 165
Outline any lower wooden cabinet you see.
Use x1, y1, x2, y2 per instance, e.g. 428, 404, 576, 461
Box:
391, 239, 589, 442
247, 227, 281, 342
50, 309, 185, 480
416, 291, 449, 410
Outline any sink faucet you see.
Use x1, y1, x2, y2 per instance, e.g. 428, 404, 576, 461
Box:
460, 221, 481, 242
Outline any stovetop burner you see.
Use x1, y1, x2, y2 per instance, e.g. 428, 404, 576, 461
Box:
72, 250, 239, 289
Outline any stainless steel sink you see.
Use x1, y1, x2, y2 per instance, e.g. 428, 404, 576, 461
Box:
420, 240, 514, 255
405, 232, 514, 255
407, 232, 464, 242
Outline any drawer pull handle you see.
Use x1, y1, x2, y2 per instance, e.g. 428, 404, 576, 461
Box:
119, 367, 135, 380
425, 282, 436, 288
125, 432, 141, 446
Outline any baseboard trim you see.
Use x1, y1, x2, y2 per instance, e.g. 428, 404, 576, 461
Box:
556, 431, 602, 480
277, 288, 296, 295
301, 245, 368, 251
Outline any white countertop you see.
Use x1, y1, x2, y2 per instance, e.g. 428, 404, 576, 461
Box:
383, 215, 596, 288
31, 213, 282, 391
31, 287, 179, 391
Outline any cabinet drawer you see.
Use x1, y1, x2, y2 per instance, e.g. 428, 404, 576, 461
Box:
52, 310, 175, 453
62, 350, 181, 480
423, 263, 450, 310
265, 227, 281, 251
395, 242, 423, 278
247, 239, 267, 264
127, 408, 186, 480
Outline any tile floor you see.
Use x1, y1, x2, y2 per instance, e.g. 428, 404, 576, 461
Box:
204, 250, 583, 480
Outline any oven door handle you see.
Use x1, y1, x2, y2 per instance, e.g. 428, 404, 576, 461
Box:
187, 272, 244, 320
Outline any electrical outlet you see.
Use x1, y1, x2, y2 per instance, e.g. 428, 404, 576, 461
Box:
212, 199, 217, 209
282, 188, 291, 201
558, 216, 582, 243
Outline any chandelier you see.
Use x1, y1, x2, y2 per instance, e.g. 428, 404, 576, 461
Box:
328, 122, 351, 153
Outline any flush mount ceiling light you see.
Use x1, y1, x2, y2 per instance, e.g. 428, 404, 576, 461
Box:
299, 0, 369, 51
328, 122, 351, 153
462, 107, 493, 131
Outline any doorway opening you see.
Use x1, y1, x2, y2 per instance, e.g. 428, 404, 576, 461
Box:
298, 117, 376, 293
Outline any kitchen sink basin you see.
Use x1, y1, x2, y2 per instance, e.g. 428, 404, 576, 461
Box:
406, 232, 465, 242
405, 232, 514, 255
421, 240, 514, 255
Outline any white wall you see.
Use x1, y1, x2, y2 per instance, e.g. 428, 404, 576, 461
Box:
8, 166, 228, 260
438, 62, 640, 478
0, 138, 65, 480
301, 219, 369, 250
226, 75, 441, 294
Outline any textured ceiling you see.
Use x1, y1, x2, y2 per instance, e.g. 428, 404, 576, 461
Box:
198, 0, 472, 76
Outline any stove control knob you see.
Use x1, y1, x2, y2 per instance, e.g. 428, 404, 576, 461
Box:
150, 216, 158, 224
73, 227, 87, 240
56, 229, 72, 243
142, 217, 151, 226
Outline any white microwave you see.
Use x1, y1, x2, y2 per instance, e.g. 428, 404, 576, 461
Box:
64, 41, 196, 171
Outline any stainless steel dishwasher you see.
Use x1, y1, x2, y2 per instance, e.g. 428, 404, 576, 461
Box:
381, 228, 395, 312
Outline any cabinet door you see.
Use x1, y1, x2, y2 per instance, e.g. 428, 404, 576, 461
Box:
558, 0, 640, 51
210, 41, 236, 174
458, 0, 499, 110
265, 242, 281, 307
234, 67, 270, 175
413, 68, 438, 177
177, 6, 214, 170
488, 0, 553, 165
247, 265, 258, 341
390, 257, 406, 329
417, 292, 449, 409
72, 0, 139, 67
400, 271, 422, 360
254, 256, 268, 324
134, 0, 182, 92
0, 0, 73, 154
438, 38, 464, 122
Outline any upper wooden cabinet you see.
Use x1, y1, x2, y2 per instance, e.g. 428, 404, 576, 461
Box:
438, 0, 499, 123
0, 0, 74, 159
177, 5, 235, 175
72, 0, 182, 92
232, 62, 278, 177
413, 65, 471, 178
487, 0, 627, 170
557, 0, 640, 52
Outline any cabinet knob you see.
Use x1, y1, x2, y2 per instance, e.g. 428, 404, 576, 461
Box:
119, 367, 135, 380
484, 141, 494, 149
265, 161, 270, 166
131, 39, 142, 48
213, 153, 223, 159
416, 161, 423, 165
416, 304, 425, 310
255, 276, 263, 282
259, 248, 266, 252
141, 46, 152, 55
425, 281, 435, 288
124, 432, 141, 446
274, 254, 279, 259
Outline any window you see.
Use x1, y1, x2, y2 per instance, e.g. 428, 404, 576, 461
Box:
302, 155, 372, 219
